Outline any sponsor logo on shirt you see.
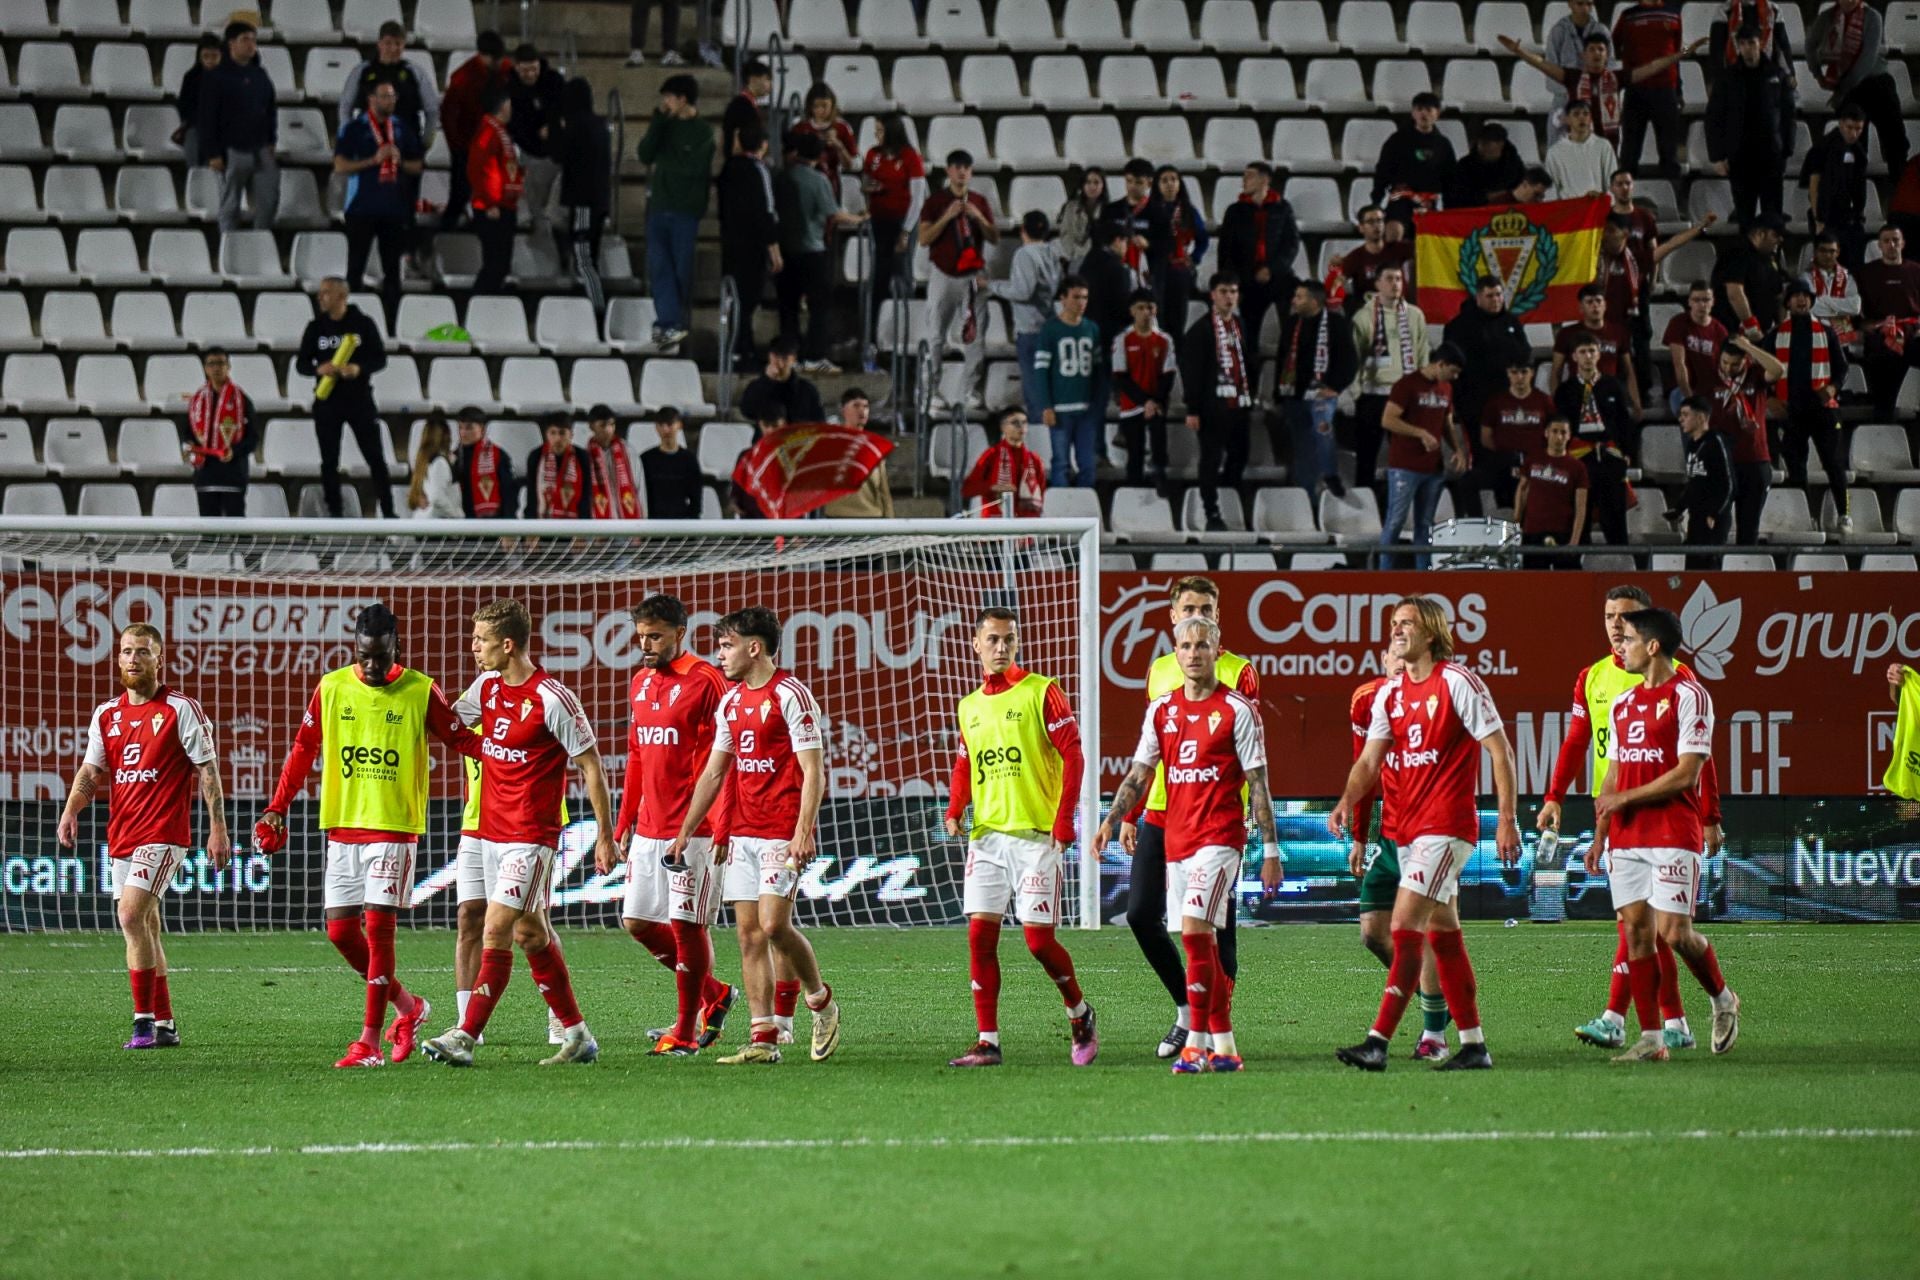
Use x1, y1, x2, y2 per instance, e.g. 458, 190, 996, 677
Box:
738, 756, 778, 774
114, 767, 162, 784
1400, 748, 1442, 768
1615, 746, 1667, 763
481, 739, 530, 763
1167, 764, 1223, 784
634, 726, 681, 746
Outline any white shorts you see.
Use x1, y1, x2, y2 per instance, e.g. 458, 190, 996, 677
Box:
487, 840, 556, 913
1399, 835, 1473, 905
1609, 847, 1700, 916
455, 834, 493, 905
110, 844, 185, 901
625, 836, 717, 925
1175, 844, 1240, 929
962, 830, 1063, 926
725, 835, 801, 902
323, 840, 416, 911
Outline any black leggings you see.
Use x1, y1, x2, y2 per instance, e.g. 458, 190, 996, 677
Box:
1126, 819, 1238, 1010
315, 400, 396, 518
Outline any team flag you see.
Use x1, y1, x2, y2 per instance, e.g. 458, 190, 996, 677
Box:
731, 422, 896, 519
1411, 195, 1610, 326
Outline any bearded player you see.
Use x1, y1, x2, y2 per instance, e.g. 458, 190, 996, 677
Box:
670, 607, 842, 1065
255, 604, 473, 1067
1097, 616, 1279, 1074
609, 594, 739, 1057
1541, 584, 1725, 1052
1591, 607, 1741, 1061
944, 607, 1098, 1068
58, 623, 230, 1050
1119, 575, 1262, 1058
425, 599, 615, 1067
1331, 597, 1521, 1072
1348, 647, 1454, 1063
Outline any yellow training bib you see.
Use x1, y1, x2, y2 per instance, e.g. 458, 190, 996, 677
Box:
317, 665, 433, 834
958, 673, 1062, 835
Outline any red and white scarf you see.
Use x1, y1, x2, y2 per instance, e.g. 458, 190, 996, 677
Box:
1242, 190, 1278, 265
1606, 246, 1641, 316
482, 114, 524, 203
465, 439, 506, 516
1120, 195, 1150, 275
1278, 310, 1330, 396
1725, 0, 1776, 62
1168, 202, 1195, 269
1570, 68, 1624, 136
538, 446, 584, 518
1718, 366, 1766, 433
589, 439, 641, 519
986, 443, 1044, 517
367, 110, 400, 183
1211, 311, 1251, 406
1811, 264, 1856, 338
1368, 294, 1417, 382
1775, 317, 1834, 401
186, 379, 244, 462
1821, 3, 1867, 85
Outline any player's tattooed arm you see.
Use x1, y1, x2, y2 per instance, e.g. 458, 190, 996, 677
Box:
198, 760, 233, 871
1246, 766, 1284, 890
1094, 762, 1154, 849
55, 764, 106, 847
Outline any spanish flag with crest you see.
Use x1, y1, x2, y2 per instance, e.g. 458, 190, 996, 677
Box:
1412, 196, 1610, 326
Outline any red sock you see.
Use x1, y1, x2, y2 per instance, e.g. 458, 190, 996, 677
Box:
1626, 953, 1661, 1032
628, 920, 678, 971
1206, 944, 1233, 1035
327, 915, 370, 977
968, 917, 1002, 1035
774, 980, 800, 1019
1426, 928, 1482, 1033
750, 1021, 779, 1045
700, 973, 730, 1008
1606, 919, 1631, 1016
1180, 932, 1216, 1037
460, 947, 513, 1036
1655, 936, 1684, 1022
669, 919, 711, 1042
129, 967, 155, 1019
1022, 924, 1084, 1009
1369, 929, 1424, 1039
362, 910, 405, 1040
527, 943, 584, 1029
1680, 940, 1727, 998
152, 973, 172, 1021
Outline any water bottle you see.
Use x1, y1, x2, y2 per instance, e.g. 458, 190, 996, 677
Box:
1532, 827, 1566, 923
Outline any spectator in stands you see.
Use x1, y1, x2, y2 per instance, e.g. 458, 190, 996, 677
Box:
1772, 281, 1851, 529
1712, 213, 1790, 337
1055, 166, 1107, 271
440, 31, 513, 231
200, 21, 279, 233
1112, 289, 1175, 487
296, 277, 395, 519
1443, 275, 1531, 453
1809, 0, 1909, 183
1105, 159, 1167, 292
174, 34, 221, 167
862, 116, 926, 334
1612, 0, 1686, 176
585, 404, 643, 520
1380, 344, 1468, 569
1674, 394, 1735, 564
1552, 283, 1643, 418
1893, 155, 1920, 248
919, 150, 999, 414
467, 87, 522, 294
723, 60, 772, 160
718, 124, 780, 372
185, 347, 256, 518
454, 406, 514, 517
1545, 100, 1620, 199
1350, 263, 1427, 492
1078, 222, 1135, 436
1515, 417, 1589, 564
555, 77, 612, 314
507, 44, 565, 237
641, 407, 701, 519
1707, 332, 1786, 544
1803, 104, 1873, 268
821, 388, 895, 519
1372, 93, 1456, 229
1033, 276, 1103, 489
963, 407, 1048, 518
789, 83, 861, 204
340, 21, 440, 147
1511, 166, 1555, 204
334, 80, 425, 332
1545, 0, 1610, 69
627, 0, 724, 70
1328, 206, 1414, 318
1665, 281, 1730, 411
1706, 24, 1795, 226
992, 211, 1065, 430
1857, 224, 1920, 416
1805, 233, 1862, 344
1593, 212, 1650, 404
1708, 0, 1797, 80
1215, 163, 1298, 354
1449, 123, 1526, 209
408, 412, 461, 519
740, 336, 826, 429
777, 132, 865, 374
1473, 357, 1554, 513
636, 74, 712, 350
1273, 279, 1356, 502
1510, 32, 1704, 150
1151, 166, 1208, 328
1553, 332, 1635, 546
525, 412, 594, 520
1608, 171, 1717, 395
1179, 272, 1258, 532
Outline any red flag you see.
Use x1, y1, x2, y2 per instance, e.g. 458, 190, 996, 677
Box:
1412, 195, 1610, 326
730, 423, 896, 520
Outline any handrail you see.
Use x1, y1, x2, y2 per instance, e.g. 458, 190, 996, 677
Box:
854, 217, 876, 373
731, 0, 749, 93
915, 337, 940, 506
716, 274, 742, 412
606, 85, 625, 231
891, 275, 914, 485
769, 89, 800, 165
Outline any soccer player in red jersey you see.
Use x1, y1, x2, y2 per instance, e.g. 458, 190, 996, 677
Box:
424, 599, 616, 1067
1331, 598, 1521, 1072
609, 594, 739, 1057
57, 624, 231, 1050
670, 607, 842, 1065
1096, 617, 1279, 1074
1591, 607, 1741, 1061
255, 604, 474, 1067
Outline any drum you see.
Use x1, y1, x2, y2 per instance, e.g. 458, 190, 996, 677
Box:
1427, 517, 1520, 569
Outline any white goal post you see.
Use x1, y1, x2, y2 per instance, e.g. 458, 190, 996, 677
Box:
0, 516, 1102, 933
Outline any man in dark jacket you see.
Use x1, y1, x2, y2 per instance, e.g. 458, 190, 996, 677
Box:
1802, 104, 1871, 266
454, 407, 516, 517
641, 408, 702, 519
1448, 123, 1527, 208
339, 21, 439, 143
523, 413, 594, 519
174, 33, 222, 167
1441, 277, 1532, 446
739, 338, 826, 430
1711, 213, 1789, 335
717, 124, 781, 370
638, 73, 713, 348
1078, 221, 1136, 428
1552, 331, 1635, 546
1372, 93, 1457, 230
1706, 23, 1796, 227
439, 31, 513, 230
1271, 279, 1356, 501
507, 45, 566, 236
1178, 272, 1260, 529
723, 60, 772, 160
555, 77, 612, 313
294, 277, 395, 518
1673, 394, 1734, 566
1103, 158, 1170, 291
199, 21, 279, 232
1771, 280, 1851, 526
333, 80, 425, 332
1214, 161, 1300, 352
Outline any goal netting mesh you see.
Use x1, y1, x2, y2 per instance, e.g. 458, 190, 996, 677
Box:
0, 519, 1099, 933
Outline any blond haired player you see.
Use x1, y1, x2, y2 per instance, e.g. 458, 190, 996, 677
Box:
58, 624, 230, 1050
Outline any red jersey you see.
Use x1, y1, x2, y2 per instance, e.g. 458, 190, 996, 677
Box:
862, 145, 925, 223
1385, 371, 1453, 473
1663, 313, 1728, 396
1131, 684, 1265, 862
1616, 204, 1659, 280
1366, 663, 1503, 844
455, 669, 596, 846
1709, 362, 1771, 464
615, 652, 730, 841
83, 688, 217, 856
1480, 387, 1554, 457
1519, 454, 1588, 538
1555, 320, 1631, 379
919, 188, 994, 277
713, 670, 824, 840
1111, 326, 1176, 418
1545, 654, 1725, 820
1349, 676, 1386, 830
1606, 673, 1714, 852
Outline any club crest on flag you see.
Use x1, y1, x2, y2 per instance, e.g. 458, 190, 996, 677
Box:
1459, 209, 1558, 314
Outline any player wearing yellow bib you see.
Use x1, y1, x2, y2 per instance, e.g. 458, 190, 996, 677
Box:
942, 608, 1098, 1068
256, 605, 474, 1067
1117, 576, 1267, 1059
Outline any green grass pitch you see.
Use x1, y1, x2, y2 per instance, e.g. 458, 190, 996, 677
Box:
2, 922, 1916, 1279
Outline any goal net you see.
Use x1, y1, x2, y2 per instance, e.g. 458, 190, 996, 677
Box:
0, 517, 1101, 933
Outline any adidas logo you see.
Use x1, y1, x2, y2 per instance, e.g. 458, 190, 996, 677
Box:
370, 975, 388, 986
675, 963, 689, 972
475, 983, 493, 997
1187, 895, 1204, 908
1033, 901, 1051, 915
970, 980, 982, 991
1187, 980, 1208, 994
1409, 871, 1425, 884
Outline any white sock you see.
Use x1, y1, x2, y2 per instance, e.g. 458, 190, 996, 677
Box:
774, 1015, 794, 1034
1174, 1005, 1191, 1031
1211, 1030, 1237, 1057
1642, 1028, 1663, 1042
1459, 1026, 1485, 1045
1712, 988, 1736, 1012
456, 990, 471, 1021
1187, 1030, 1211, 1054
1419, 1028, 1447, 1044
1664, 1016, 1689, 1034
1066, 1000, 1088, 1020
978, 1030, 1000, 1046
806, 985, 830, 1009
1601, 1009, 1625, 1028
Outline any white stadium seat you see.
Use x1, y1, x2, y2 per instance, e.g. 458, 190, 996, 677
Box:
603, 297, 662, 354
719, 0, 783, 49
60, 0, 129, 35
697, 421, 755, 480
568, 358, 642, 416
1097, 56, 1162, 111
1028, 55, 1094, 110
229, 354, 288, 411
788, 0, 858, 49
76, 228, 151, 285
0, 169, 47, 224
534, 298, 603, 357
221, 231, 293, 288
17, 42, 88, 97
1061, 115, 1128, 169
140, 352, 202, 410
43, 417, 116, 476
123, 104, 183, 160
1372, 60, 1435, 113
1267, 1, 1338, 53
426, 356, 499, 413
370, 354, 431, 414
0, 105, 51, 161
1336, 1, 1402, 54
252, 293, 318, 349
117, 418, 192, 477
74, 354, 146, 414
414, 0, 479, 49
993, 0, 1056, 44
395, 295, 466, 351
1271, 120, 1340, 174
639, 359, 714, 415
114, 166, 185, 223
89, 43, 161, 99
0, 417, 37, 473
2, 483, 68, 515
1235, 59, 1301, 112
1062, 0, 1132, 51
0, 293, 37, 351
1132, 117, 1196, 168
925, 116, 992, 170
1, 0, 59, 38
148, 228, 219, 286
925, 0, 997, 50
824, 56, 889, 112
43, 164, 114, 222
262, 418, 324, 475
1131, 0, 1200, 51
1443, 59, 1509, 113
857, 0, 927, 49
887, 55, 956, 115
1304, 59, 1375, 112
39, 291, 115, 350
1005, 175, 1065, 220
1407, 2, 1475, 54
129, 0, 201, 38
1198, 0, 1266, 53
497, 357, 568, 414
1167, 57, 1235, 112
464, 296, 539, 355
958, 56, 1030, 111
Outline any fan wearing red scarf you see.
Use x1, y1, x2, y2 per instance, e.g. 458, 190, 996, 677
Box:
184, 347, 257, 517
523, 412, 595, 520
585, 405, 643, 520
454, 405, 516, 518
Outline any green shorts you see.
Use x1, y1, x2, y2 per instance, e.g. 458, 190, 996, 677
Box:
1357, 835, 1401, 915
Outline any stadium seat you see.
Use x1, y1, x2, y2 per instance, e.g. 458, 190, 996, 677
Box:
788, 0, 859, 50
228, 353, 288, 412
925, 0, 996, 50
59, 0, 127, 34
65, 227, 140, 287
857, 0, 928, 48
262, 418, 324, 474
116, 418, 192, 477
220, 231, 293, 289
887, 55, 956, 114
1251, 487, 1333, 542
1167, 57, 1234, 113
1862, 554, 1919, 572
1889, 1, 1920, 50
1005, 175, 1065, 220
1061, 116, 1129, 169
1336, 2, 1402, 54
568, 358, 642, 416
1442, 60, 1509, 113
1319, 489, 1383, 543
639, 359, 715, 416
1234, 59, 1302, 112
266, 0, 340, 41
0, 106, 51, 162
1062, 0, 1132, 51
464, 296, 539, 355
0, 294, 37, 351
696, 421, 755, 480
993, 0, 1056, 43
926, 422, 986, 480
1287, 177, 1347, 232
425, 356, 498, 413
413, 0, 479, 48
1406, 2, 1475, 54
497, 357, 568, 415
1132, 116, 1196, 168
719, 0, 782, 48
1581, 553, 1636, 572
603, 297, 662, 354
114, 291, 192, 354
1180, 488, 1247, 533
288, 231, 347, 285
1107, 486, 1175, 536
250, 292, 318, 350
1626, 489, 1681, 544
2, 482, 68, 515
1290, 551, 1349, 569
113, 166, 185, 223
1267, 1, 1337, 52
958, 56, 1030, 111
301, 46, 360, 99
76, 480, 142, 518
1757, 489, 1826, 545
129, 0, 199, 37
1100, 552, 1138, 571
17, 42, 88, 97
533, 298, 602, 357
74, 354, 145, 414
43, 417, 115, 476
994, 117, 1065, 172
394, 295, 465, 351
1638, 426, 1686, 483
1040, 487, 1101, 522
1198, 0, 1265, 53
1200, 119, 1263, 175
44, 165, 114, 223
1304, 60, 1374, 113
39, 292, 114, 350
926, 116, 992, 170
1368, 60, 1434, 114
276, 169, 330, 230
1148, 552, 1209, 570
1131, 0, 1200, 51
1509, 61, 1560, 114
1, 0, 59, 38
370, 354, 430, 413
1790, 553, 1849, 572
122, 105, 183, 160
1028, 54, 1094, 110
140, 352, 202, 410
1849, 423, 1920, 482
1721, 553, 1775, 570
1098, 56, 1163, 111
276, 109, 333, 164
0, 418, 39, 474
89, 42, 161, 99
